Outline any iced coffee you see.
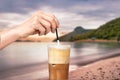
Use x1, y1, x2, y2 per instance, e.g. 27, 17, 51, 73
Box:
48, 45, 70, 80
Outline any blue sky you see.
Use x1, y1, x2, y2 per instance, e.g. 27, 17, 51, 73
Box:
0, 0, 120, 30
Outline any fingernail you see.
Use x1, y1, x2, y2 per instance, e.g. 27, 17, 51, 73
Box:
38, 32, 41, 36
52, 30, 55, 33
44, 31, 46, 35
53, 31, 55, 33
58, 25, 60, 28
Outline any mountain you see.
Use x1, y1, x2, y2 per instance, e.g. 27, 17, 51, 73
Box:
55, 26, 93, 41
71, 17, 120, 41
72, 26, 91, 34
57, 17, 120, 42
92, 17, 120, 40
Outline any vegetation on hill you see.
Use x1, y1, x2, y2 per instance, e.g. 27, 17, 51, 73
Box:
55, 26, 93, 41
59, 17, 120, 42
92, 18, 120, 40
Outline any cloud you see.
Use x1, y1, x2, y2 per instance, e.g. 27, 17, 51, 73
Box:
69, 5, 103, 13
38, 6, 109, 29
0, 13, 32, 29
0, 21, 10, 29
0, 0, 120, 30
0, 5, 104, 30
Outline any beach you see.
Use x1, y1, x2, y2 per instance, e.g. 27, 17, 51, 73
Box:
69, 56, 120, 80
0, 49, 120, 80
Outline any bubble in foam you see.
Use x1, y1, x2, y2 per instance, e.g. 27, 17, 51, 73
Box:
48, 44, 70, 64
48, 44, 70, 50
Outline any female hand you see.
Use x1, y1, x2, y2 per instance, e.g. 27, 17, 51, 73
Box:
16, 11, 60, 38
0, 11, 60, 50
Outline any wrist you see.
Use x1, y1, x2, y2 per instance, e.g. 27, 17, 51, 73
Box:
13, 25, 26, 39
10, 27, 21, 40
1, 27, 20, 40
14, 24, 34, 38
1, 27, 20, 46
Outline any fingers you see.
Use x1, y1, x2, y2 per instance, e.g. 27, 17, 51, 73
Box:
37, 11, 60, 32
41, 12, 60, 30
32, 11, 60, 35
37, 24, 45, 35
33, 19, 45, 35
33, 16, 46, 35
38, 18, 51, 34
40, 15, 56, 33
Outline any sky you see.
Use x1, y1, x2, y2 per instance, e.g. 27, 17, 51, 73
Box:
0, 0, 120, 31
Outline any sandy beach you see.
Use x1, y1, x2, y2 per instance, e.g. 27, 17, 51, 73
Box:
0, 50, 120, 80
69, 56, 120, 80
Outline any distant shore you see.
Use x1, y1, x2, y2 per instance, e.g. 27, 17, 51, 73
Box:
15, 36, 120, 43
74, 39, 120, 43
16, 39, 120, 43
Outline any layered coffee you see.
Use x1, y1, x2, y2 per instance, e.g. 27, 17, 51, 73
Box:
48, 45, 70, 80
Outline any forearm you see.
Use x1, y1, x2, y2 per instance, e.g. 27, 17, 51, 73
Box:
0, 11, 59, 50
0, 28, 20, 50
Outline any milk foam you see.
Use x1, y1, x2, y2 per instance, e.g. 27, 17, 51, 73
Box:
48, 45, 70, 64
48, 44, 70, 49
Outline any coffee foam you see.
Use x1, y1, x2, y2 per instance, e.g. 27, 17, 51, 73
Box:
48, 45, 70, 49
48, 45, 70, 64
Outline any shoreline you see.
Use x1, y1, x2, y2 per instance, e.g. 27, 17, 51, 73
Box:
0, 53, 119, 80
69, 56, 120, 80
74, 39, 120, 43
15, 39, 120, 43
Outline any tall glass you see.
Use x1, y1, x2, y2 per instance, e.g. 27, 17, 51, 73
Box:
48, 44, 70, 80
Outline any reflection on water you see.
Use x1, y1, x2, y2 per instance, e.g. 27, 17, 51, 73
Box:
72, 42, 120, 56
0, 42, 120, 71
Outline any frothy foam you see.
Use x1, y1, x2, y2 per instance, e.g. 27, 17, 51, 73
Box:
48, 45, 70, 64
48, 44, 70, 49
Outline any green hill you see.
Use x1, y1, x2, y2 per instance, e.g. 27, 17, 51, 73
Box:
58, 17, 120, 42
71, 17, 120, 41
55, 26, 93, 41
73, 26, 91, 34
92, 17, 120, 40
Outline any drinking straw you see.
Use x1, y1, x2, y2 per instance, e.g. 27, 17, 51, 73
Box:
56, 29, 60, 45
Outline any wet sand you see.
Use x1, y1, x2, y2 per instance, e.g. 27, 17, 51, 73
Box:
0, 52, 120, 80
69, 56, 120, 80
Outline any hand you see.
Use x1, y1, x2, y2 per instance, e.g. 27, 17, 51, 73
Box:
15, 11, 60, 38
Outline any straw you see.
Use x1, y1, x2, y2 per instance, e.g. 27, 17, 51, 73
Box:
55, 29, 60, 45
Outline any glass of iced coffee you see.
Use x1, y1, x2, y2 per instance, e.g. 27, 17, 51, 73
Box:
48, 44, 70, 80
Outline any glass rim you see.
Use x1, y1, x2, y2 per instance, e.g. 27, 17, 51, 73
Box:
48, 44, 71, 49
